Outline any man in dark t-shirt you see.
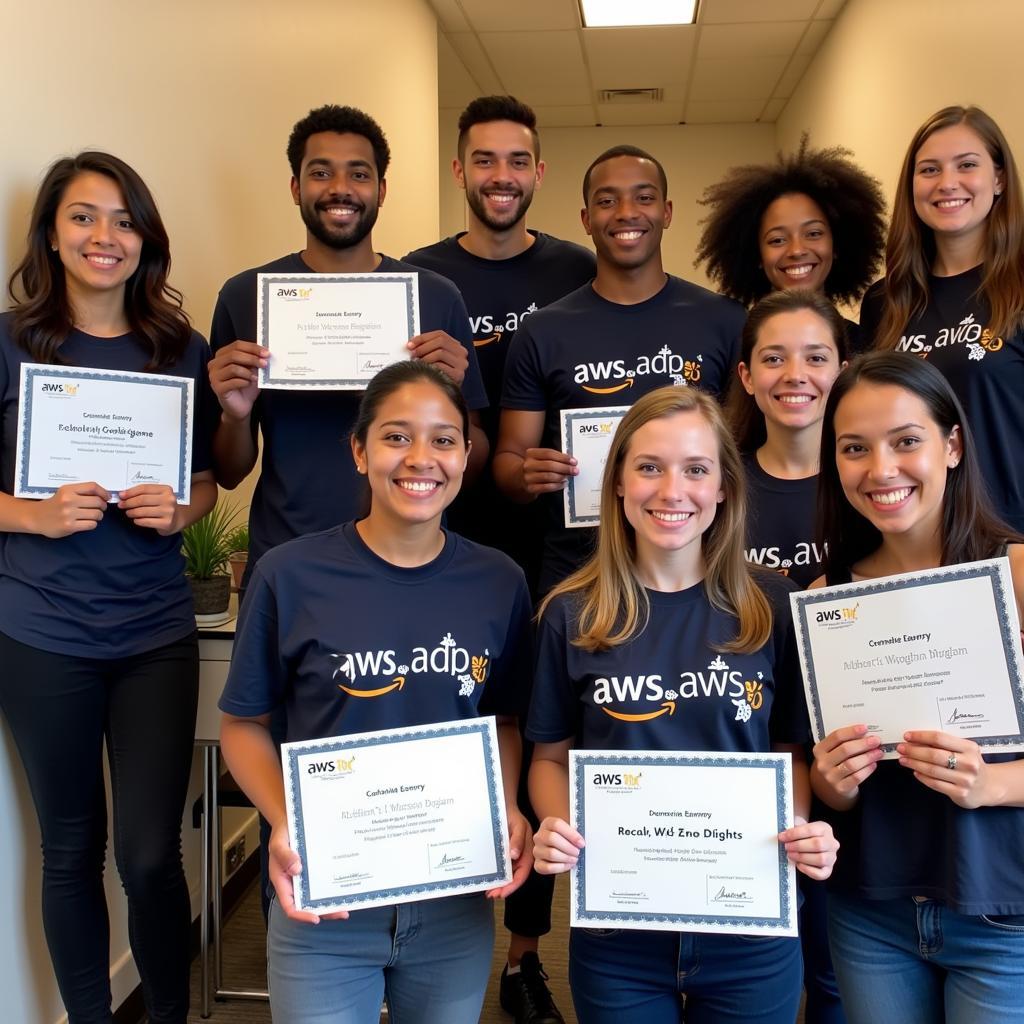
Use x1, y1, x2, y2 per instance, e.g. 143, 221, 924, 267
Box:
208, 104, 487, 582
496, 145, 744, 593
406, 96, 592, 1024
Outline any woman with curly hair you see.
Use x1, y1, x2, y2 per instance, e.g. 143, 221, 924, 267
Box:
861, 105, 1024, 532
696, 136, 886, 353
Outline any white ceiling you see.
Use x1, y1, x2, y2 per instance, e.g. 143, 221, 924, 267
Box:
432, 0, 846, 126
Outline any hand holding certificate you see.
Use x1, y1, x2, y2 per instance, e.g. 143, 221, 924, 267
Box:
567, 751, 798, 936
281, 718, 511, 915
257, 272, 420, 389
791, 558, 1024, 757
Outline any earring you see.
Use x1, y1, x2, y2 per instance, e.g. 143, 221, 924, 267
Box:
51, 244, 58, 252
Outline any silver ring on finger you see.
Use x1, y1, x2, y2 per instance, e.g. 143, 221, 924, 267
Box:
946, 753, 958, 771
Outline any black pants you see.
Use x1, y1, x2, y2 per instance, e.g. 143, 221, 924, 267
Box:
0, 630, 199, 1024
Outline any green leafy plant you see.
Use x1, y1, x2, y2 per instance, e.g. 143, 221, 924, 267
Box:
225, 524, 249, 555
182, 501, 245, 580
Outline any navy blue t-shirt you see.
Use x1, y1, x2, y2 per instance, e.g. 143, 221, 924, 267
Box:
220, 521, 531, 743
527, 571, 806, 754
0, 313, 217, 657
743, 452, 823, 589
403, 232, 595, 589
502, 276, 744, 592
860, 268, 1024, 531
210, 253, 488, 575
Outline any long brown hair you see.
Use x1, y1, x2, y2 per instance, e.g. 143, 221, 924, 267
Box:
539, 387, 772, 653
7, 151, 191, 368
875, 106, 1024, 350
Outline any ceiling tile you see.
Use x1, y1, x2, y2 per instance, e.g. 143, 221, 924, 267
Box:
533, 104, 599, 127
458, 0, 580, 32
699, 21, 806, 59
596, 84, 687, 126
689, 55, 788, 101
797, 18, 834, 55
480, 30, 592, 106
438, 33, 484, 107
446, 33, 505, 93
684, 99, 765, 123
814, 0, 848, 18
426, 0, 471, 33
759, 97, 788, 122
772, 54, 813, 97
584, 26, 697, 87
700, 0, 820, 23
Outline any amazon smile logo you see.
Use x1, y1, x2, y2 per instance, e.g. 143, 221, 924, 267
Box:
573, 345, 703, 394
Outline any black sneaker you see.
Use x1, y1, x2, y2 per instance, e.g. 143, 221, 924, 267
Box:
499, 951, 566, 1024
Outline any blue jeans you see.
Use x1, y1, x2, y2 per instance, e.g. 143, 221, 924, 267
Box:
828, 891, 1024, 1023
267, 891, 494, 1023
569, 927, 802, 1024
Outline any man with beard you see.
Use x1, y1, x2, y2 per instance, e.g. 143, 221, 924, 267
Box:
405, 97, 593, 1024
496, 145, 744, 594
208, 105, 487, 584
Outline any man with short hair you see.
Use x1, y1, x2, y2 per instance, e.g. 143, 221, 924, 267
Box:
405, 96, 594, 1024
208, 104, 487, 584
495, 145, 745, 593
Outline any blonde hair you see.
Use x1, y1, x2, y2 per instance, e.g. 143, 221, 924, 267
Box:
539, 387, 772, 653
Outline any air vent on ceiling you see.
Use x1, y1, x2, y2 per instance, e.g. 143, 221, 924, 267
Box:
598, 88, 664, 103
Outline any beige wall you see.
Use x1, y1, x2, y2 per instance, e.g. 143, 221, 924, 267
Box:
776, 0, 1024, 223
438, 117, 777, 287
0, 1, 439, 1021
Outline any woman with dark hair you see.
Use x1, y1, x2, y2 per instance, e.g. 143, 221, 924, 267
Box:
696, 136, 886, 353
219, 360, 532, 1024
812, 351, 1024, 1023
528, 385, 837, 1024
862, 105, 1024, 532
0, 152, 219, 1021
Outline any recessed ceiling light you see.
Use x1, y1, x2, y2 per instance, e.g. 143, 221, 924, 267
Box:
580, 0, 698, 27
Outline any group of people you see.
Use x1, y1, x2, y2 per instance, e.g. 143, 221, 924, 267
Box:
1, 92, 1022, 1024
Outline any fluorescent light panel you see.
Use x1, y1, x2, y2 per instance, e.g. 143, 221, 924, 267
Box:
580, 0, 698, 27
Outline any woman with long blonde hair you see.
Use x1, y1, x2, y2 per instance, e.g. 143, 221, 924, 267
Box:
527, 386, 837, 1024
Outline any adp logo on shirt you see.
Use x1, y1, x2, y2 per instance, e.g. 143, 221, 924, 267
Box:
573, 345, 703, 395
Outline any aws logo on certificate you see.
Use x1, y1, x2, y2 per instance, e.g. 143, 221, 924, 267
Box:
330, 632, 490, 700
814, 602, 859, 630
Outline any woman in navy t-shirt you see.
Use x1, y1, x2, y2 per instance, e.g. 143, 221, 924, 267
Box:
812, 352, 1024, 1023
219, 361, 533, 1024
0, 153, 218, 1022
527, 386, 837, 1024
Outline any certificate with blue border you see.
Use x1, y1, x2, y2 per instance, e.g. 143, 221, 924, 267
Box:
569, 750, 797, 936
282, 717, 511, 913
560, 406, 628, 528
14, 363, 193, 502
257, 272, 419, 389
790, 558, 1024, 756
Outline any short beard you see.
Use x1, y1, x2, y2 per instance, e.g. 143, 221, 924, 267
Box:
301, 199, 379, 250
465, 186, 533, 233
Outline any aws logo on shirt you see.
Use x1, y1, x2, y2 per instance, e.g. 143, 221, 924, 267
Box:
593, 655, 764, 725
746, 541, 826, 575
573, 345, 703, 395
330, 631, 490, 700
898, 313, 1003, 361
470, 302, 539, 347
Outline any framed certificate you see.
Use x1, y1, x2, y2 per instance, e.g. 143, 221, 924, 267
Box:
569, 750, 797, 936
14, 363, 193, 503
282, 717, 511, 914
790, 558, 1024, 756
257, 272, 420, 389
560, 406, 628, 528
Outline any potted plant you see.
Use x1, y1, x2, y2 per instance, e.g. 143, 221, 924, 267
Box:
182, 500, 244, 623
225, 523, 249, 592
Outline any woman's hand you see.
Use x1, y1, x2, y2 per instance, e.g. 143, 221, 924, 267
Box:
813, 724, 883, 803
778, 816, 839, 880
533, 816, 585, 875
30, 482, 109, 537
118, 483, 179, 534
898, 731, 997, 809
268, 822, 349, 924
488, 807, 534, 898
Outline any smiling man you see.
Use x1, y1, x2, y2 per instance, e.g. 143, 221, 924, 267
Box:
208, 105, 487, 587
495, 145, 745, 593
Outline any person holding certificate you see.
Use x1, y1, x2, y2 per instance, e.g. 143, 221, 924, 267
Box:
526, 386, 837, 1024
219, 361, 532, 1024
0, 153, 218, 1022
811, 352, 1024, 1023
